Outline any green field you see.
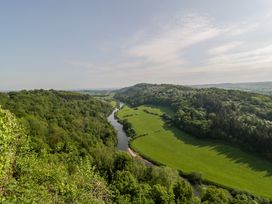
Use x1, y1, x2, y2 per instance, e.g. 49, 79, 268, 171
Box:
118, 105, 272, 198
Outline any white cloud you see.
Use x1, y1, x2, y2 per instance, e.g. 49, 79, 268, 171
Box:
208, 44, 272, 69
66, 12, 272, 87
227, 23, 258, 36
209, 41, 242, 55
128, 14, 223, 66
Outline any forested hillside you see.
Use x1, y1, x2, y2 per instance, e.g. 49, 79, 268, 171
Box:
0, 90, 270, 203
0, 90, 197, 203
0, 90, 117, 152
0, 91, 117, 203
115, 84, 272, 160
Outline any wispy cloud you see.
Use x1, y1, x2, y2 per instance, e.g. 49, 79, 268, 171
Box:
207, 44, 272, 70
227, 23, 258, 36
209, 41, 242, 55
128, 14, 223, 66
66, 11, 272, 86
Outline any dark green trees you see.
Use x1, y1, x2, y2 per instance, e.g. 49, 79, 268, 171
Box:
0, 92, 114, 203
115, 84, 272, 160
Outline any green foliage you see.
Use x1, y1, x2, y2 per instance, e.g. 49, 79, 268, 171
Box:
151, 184, 174, 203
1, 89, 269, 203
3, 154, 110, 203
121, 119, 136, 137
0, 91, 115, 203
149, 166, 179, 189
92, 146, 198, 204
173, 180, 194, 203
115, 83, 272, 159
0, 90, 117, 153
0, 106, 28, 188
118, 105, 272, 199
231, 193, 259, 204
201, 187, 231, 204
186, 172, 203, 185
110, 170, 140, 201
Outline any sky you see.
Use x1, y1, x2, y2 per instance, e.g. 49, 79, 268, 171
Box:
1, 0, 272, 90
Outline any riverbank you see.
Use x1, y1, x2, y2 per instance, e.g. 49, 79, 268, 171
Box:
110, 104, 202, 197
107, 106, 129, 151
107, 105, 154, 165
117, 104, 272, 199
128, 147, 136, 157
128, 147, 154, 166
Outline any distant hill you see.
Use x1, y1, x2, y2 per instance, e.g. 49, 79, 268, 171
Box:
115, 83, 272, 160
193, 81, 272, 95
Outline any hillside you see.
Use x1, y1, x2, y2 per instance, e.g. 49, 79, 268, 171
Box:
193, 81, 272, 96
0, 90, 198, 203
115, 83, 272, 199
115, 83, 272, 160
0, 91, 116, 203
117, 105, 272, 198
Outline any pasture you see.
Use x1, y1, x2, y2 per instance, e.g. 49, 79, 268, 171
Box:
118, 105, 272, 198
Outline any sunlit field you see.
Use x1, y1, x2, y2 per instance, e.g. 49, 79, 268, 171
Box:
118, 105, 272, 198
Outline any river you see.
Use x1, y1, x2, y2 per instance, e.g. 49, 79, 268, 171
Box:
107, 103, 200, 196
107, 103, 129, 151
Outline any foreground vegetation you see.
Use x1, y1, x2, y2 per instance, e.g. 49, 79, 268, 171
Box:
118, 105, 272, 198
0, 90, 201, 203
0, 90, 116, 203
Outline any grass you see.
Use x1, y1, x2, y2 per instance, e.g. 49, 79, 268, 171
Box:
118, 105, 272, 198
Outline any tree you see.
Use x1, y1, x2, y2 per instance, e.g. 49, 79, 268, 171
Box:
151, 184, 174, 204
172, 180, 194, 203
201, 187, 231, 204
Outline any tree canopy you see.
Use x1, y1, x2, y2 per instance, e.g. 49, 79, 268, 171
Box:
115, 83, 272, 160
0, 89, 270, 203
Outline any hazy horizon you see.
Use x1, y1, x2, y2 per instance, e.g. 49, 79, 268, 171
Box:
1, 0, 272, 90
1, 80, 272, 92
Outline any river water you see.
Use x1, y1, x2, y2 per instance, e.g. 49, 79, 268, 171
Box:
107, 103, 129, 151
107, 103, 200, 195
107, 104, 153, 167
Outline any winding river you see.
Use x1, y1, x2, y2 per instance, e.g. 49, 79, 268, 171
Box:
107, 103, 200, 195
107, 104, 153, 167
107, 103, 129, 151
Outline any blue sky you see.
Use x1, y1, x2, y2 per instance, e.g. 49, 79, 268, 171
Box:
1, 0, 272, 90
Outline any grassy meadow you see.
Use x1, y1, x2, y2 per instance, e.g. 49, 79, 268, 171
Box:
118, 105, 272, 198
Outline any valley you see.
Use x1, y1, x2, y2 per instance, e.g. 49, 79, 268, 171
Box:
2, 1, 272, 203
117, 105, 272, 198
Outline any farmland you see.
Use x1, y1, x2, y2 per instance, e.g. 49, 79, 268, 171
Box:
118, 105, 272, 198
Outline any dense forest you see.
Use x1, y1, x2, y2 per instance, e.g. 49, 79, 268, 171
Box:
0, 90, 194, 203
115, 83, 272, 161
0, 90, 270, 203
